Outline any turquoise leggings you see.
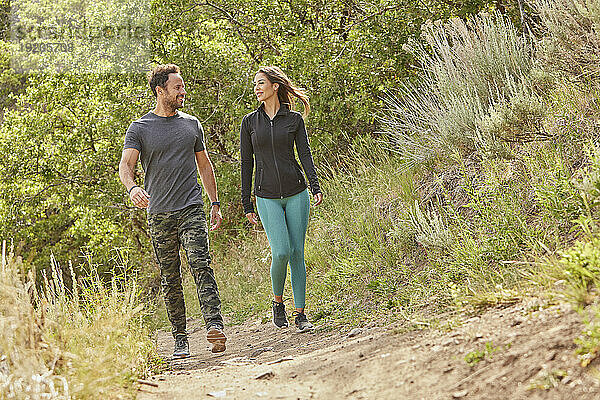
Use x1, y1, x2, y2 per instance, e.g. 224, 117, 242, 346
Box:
256, 189, 310, 309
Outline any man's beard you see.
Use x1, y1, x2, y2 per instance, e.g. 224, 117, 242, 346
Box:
166, 96, 184, 111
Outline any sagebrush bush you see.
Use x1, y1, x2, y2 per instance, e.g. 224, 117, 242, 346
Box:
409, 200, 452, 252
481, 82, 549, 144
380, 12, 538, 168
532, 0, 600, 80
413, 14, 533, 103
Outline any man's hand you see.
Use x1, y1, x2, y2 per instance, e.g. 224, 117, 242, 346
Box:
245, 212, 259, 225
130, 186, 150, 209
196, 150, 223, 232
210, 205, 223, 231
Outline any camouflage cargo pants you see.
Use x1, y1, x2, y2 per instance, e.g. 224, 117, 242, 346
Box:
148, 204, 223, 338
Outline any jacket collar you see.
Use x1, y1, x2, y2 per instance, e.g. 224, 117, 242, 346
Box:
257, 102, 290, 117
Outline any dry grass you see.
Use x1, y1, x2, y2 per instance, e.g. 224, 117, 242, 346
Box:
0, 241, 158, 399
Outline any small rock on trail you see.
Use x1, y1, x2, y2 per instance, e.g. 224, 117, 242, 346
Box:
347, 328, 362, 338
254, 370, 275, 380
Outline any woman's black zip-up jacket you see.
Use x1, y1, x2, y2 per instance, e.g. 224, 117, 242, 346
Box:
240, 103, 321, 215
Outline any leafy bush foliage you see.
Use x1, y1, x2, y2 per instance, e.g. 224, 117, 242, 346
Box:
0, 73, 154, 273
575, 305, 600, 367
559, 235, 600, 293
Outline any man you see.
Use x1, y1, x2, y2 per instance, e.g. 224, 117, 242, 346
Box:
119, 64, 226, 358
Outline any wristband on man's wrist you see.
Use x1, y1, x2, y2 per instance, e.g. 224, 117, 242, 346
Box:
128, 185, 139, 194
211, 201, 220, 207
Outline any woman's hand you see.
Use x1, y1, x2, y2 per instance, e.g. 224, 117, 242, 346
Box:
246, 212, 259, 225
313, 192, 323, 206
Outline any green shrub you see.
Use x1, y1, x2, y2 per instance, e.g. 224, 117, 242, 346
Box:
575, 306, 600, 367
553, 234, 600, 366
559, 237, 600, 303
464, 341, 506, 366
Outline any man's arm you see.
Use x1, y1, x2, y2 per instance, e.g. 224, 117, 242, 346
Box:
195, 150, 222, 231
119, 148, 150, 209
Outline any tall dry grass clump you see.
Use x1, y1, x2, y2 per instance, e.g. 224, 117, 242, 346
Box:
532, 0, 600, 79
380, 12, 540, 168
0, 241, 156, 399
0, 243, 66, 398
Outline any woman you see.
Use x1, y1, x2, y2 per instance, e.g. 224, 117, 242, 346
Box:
240, 66, 323, 332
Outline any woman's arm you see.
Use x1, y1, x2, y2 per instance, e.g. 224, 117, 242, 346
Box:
240, 116, 257, 219
294, 116, 322, 202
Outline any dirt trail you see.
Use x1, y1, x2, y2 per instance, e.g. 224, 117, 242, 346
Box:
137, 300, 600, 399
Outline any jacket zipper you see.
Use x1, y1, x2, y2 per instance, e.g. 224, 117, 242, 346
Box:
270, 119, 283, 198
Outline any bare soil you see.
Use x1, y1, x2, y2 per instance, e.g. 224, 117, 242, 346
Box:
137, 299, 600, 399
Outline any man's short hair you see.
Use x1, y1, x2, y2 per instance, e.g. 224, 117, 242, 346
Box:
148, 64, 181, 97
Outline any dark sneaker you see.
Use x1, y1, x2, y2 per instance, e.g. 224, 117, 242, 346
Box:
272, 301, 289, 328
173, 334, 190, 358
207, 325, 227, 353
293, 311, 314, 333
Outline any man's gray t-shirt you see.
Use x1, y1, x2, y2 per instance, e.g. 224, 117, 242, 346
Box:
123, 111, 205, 214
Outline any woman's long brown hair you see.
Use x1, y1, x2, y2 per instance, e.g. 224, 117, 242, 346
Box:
257, 66, 310, 117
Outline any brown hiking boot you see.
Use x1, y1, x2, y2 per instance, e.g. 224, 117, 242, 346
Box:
207, 326, 227, 353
